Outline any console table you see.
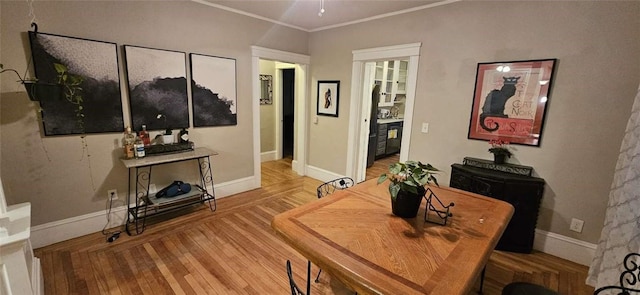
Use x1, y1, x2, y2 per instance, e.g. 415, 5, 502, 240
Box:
450, 157, 545, 253
121, 147, 218, 235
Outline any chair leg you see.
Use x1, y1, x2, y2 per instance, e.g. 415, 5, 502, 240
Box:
314, 266, 357, 295
307, 260, 311, 295
478, 266, 486, 295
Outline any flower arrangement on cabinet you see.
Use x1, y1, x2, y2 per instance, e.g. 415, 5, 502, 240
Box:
488, 139, 512, 157
488, 139, 512, 164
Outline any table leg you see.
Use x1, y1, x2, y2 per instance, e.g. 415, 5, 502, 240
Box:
478, 266, 486, 294
307, 260, 311, 295
125, 168, 132, 236
198, 156, 216, 212
133, 166, 152, 234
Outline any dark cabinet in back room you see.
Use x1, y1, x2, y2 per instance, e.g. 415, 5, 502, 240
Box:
450, 158, 545, 253
385, 122, 402, 155
375, 121, 403, 159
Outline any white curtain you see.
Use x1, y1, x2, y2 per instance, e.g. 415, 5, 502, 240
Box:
587, 83, 640, 290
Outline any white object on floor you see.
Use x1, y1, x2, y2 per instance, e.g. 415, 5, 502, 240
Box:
0, 176, 43, 295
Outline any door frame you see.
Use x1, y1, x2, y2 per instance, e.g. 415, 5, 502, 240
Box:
252, 46, 310, 187
346, 43, 422, 183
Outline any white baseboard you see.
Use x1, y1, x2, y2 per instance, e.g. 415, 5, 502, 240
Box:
533, 229, 596, 266
211, 176, 257, 198
260, 151, 277, 162
30, 205, 127, 249
305, 164, 345, 183
30, 176, 258, 249
292, 159, 301, 175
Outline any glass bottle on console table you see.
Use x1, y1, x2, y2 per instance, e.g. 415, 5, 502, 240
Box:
122, 126, 136, 159
178, 128, 189, 144
138, 125, 151, 146
134, 135, 146, 158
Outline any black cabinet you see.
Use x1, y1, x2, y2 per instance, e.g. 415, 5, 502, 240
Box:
375, 121, 403, 159
450, 160, 545, 253
386, 122, 402, 155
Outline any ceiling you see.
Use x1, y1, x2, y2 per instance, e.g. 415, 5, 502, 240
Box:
194, 0, 456, 32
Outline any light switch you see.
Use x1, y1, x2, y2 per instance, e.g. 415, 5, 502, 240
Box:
421, 122, 429, 133
313, 116, 318, 124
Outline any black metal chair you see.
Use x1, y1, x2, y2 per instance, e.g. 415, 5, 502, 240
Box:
502, 252, 640, 295
316, 177, 355, 199
593, 252, 640, 295
286, 260, 310, 295
313, 177, 355, 283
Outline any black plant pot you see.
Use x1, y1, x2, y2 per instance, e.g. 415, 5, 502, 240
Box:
493, 153, 507, 164
22, 81, 63, 102
391, 186, 426, 218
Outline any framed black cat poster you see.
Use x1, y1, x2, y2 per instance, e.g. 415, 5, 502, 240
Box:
467, 59, 557, 146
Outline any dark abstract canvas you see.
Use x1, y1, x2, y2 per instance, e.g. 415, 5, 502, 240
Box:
189, 53, 237, 127
124, 46, 188, 131
29, 32, 123, 135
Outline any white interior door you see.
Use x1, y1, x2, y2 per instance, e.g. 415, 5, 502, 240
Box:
356, 63, 376, 182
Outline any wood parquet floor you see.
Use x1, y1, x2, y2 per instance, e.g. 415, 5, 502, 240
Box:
34, 157, 594, 295
365, 154, 399, 182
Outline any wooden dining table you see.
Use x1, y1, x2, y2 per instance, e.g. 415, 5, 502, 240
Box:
271, 178, 515, 295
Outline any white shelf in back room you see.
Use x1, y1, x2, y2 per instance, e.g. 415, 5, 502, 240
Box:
377, 118, 404, 124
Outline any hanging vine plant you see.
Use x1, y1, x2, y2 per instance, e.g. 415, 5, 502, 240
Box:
54, 63, 85, 131
53, 62, 95, 188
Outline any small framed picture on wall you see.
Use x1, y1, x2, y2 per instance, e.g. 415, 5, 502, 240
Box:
317, 80, 340, 117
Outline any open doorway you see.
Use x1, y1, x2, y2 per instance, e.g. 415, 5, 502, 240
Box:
282, 68, 295, 159
345, 43, 422, 183
252, 46, 310, 188
258, 60, 296, 161
365, 60, 408, 170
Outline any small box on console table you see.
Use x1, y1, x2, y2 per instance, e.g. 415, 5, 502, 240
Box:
145, 142, 194, 156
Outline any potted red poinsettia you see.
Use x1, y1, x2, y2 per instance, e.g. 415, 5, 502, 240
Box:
488, 139, 512, 164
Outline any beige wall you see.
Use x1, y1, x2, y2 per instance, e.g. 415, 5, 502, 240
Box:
0, 1, 308, 225
259, 60, 276, 153
307, 1, 640, 243
307, 43, 354, 173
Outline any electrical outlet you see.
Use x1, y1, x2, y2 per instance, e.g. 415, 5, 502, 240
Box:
570, 218, 584, 233
107, 189, 118, 200
421, 122, 429, 133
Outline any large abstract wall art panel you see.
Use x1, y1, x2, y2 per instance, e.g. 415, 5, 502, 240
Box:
124, 45, 189, 131
29, 32, 124, 135
189, 53, 237, 127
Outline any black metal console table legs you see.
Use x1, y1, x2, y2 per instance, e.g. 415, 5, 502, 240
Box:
197, 156, 217, 212
124, 151, 217, 235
